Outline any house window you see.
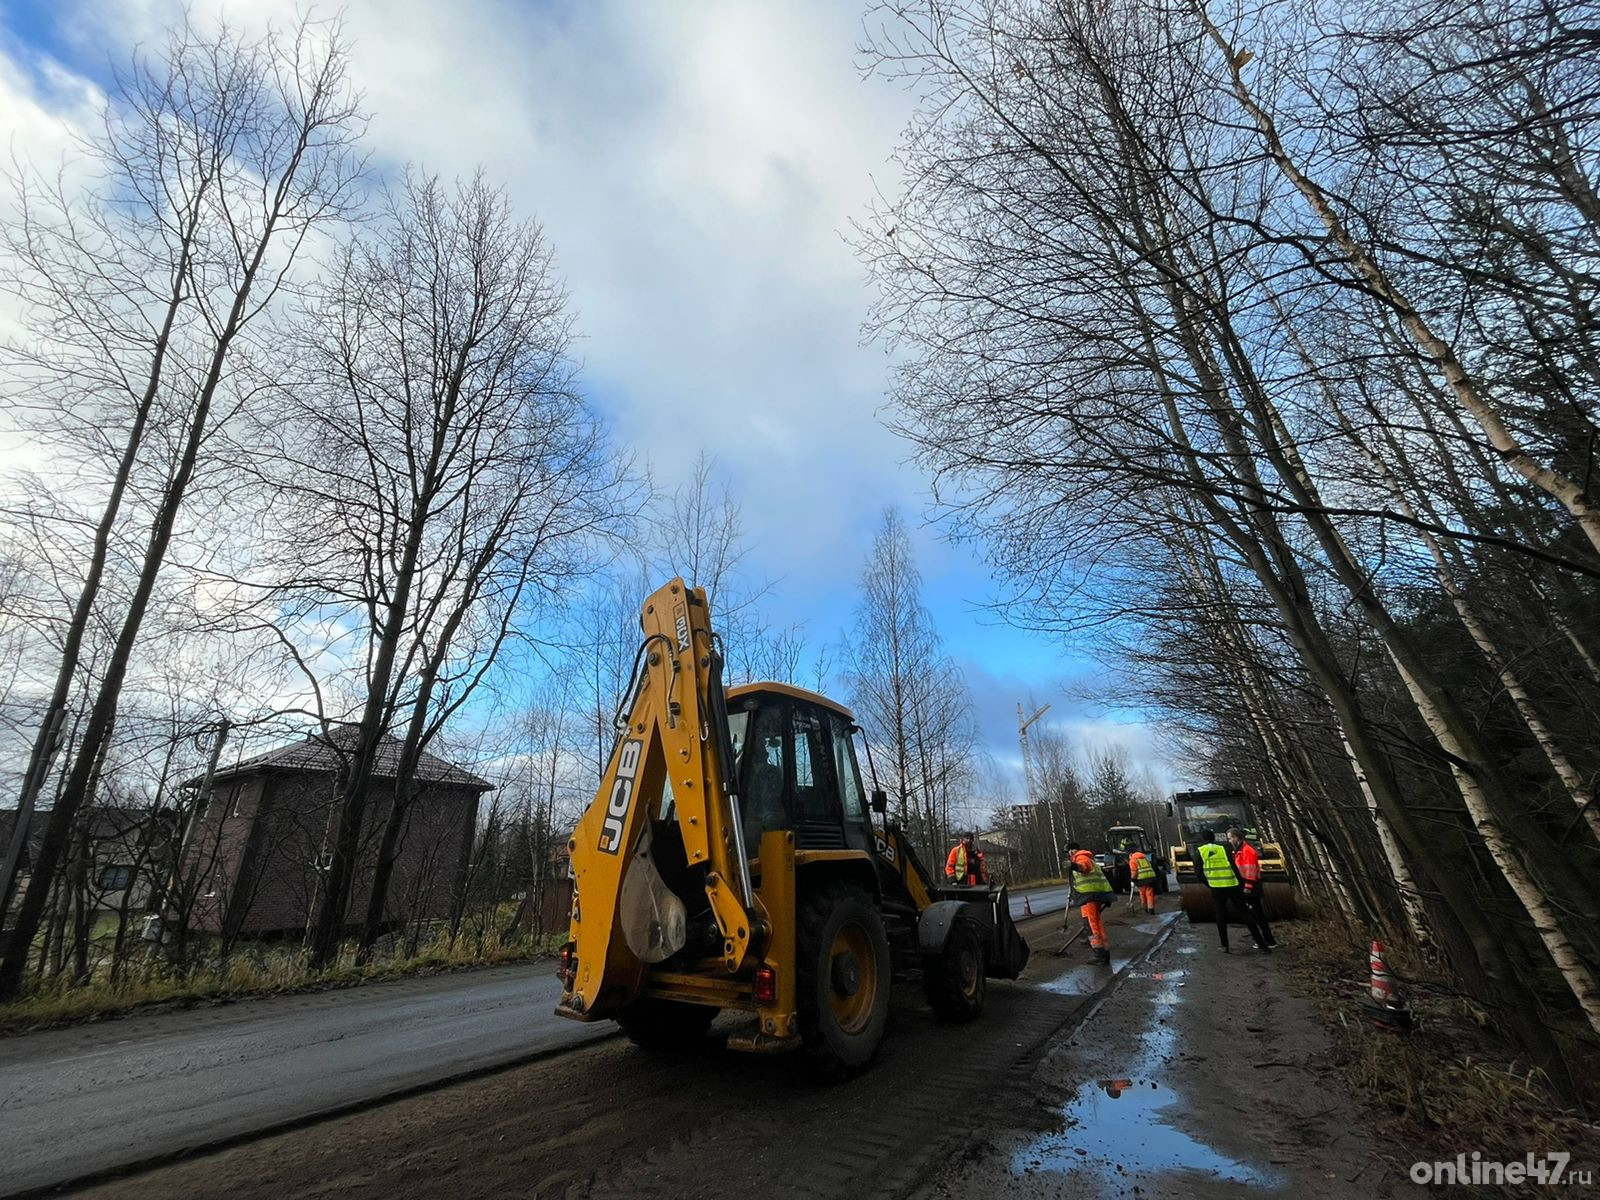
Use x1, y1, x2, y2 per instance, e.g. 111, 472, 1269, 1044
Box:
98, 864, 135, 892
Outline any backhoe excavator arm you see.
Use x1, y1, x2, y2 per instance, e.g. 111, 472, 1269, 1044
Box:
557, 580, 767, 1021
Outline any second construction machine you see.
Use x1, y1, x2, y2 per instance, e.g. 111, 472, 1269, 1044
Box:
556, 580, 1030, 1077
1169, 788, 1298, 922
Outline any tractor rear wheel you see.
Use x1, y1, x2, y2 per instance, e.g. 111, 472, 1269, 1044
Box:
924, 914, 986, 1021
616, 997, 717, 1050
796, 881, 891, 1079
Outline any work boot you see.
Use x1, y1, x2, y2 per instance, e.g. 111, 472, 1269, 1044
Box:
1094, 946, 1110, 964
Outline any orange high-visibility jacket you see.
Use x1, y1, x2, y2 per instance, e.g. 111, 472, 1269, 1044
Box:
1129, 850, 1153, 882
1234, 841, 1261, 889
946, 842, 985, 883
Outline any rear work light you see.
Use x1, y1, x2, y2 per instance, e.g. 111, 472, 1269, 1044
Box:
753, 964, 776, 1005
558, 942, 576, 988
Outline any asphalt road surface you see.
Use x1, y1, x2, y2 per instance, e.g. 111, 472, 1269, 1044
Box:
75, 903, 1183, 1200
0, 965, 608, 1197
0, 882, 1095, 1198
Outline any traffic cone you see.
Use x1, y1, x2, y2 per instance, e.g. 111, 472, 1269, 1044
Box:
1361, 939, 1412, 1031
1369, 940, 1397, 1005
1023, 893, 1034, 917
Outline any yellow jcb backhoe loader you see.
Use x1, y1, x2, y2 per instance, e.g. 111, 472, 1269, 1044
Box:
1168, 788, 1298, 922
555, 579, 1029, 1077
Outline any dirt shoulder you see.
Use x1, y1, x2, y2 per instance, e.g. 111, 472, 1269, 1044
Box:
914, 917, 1423, 1200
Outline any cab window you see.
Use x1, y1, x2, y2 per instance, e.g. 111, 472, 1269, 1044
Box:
739, 701, 787, 850
831, 716, 867, 824
790, 705, 839, 823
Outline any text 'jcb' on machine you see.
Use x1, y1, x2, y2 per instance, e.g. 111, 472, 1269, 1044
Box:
555, 579, 1029, 1078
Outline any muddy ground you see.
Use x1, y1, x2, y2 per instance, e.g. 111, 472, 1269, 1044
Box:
68, 905, 1417, 1200
916, 921, 1423, 1199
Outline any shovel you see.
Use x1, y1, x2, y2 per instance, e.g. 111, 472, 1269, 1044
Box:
1053, 923, 1087, 957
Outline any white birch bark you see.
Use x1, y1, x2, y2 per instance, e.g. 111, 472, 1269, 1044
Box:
1393, 660, 1600, 1038
1197, 11, 1600, 560
1335, 723, 1431, 944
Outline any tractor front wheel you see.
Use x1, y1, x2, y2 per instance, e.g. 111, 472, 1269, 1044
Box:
924, 914, 986, 1021
796, 881, 891, 1079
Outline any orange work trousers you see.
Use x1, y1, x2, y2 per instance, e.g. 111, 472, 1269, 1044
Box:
1138, 884, 1157, 910
1080, 900, 1107, 949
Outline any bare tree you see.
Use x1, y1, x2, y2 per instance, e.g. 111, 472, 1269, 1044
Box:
263, 171, 627, 964
844, 508, 975, 860
856, 0, 1599, 1091
0, 14, 366, 999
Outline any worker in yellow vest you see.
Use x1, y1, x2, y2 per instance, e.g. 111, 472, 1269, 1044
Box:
1197, 828, 1270, 953
945, 832, 986, 887
1065, 841, 1112, 963
1127, 848, 1158, 914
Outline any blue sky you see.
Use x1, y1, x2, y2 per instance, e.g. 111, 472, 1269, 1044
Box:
0, 0, 1180, 798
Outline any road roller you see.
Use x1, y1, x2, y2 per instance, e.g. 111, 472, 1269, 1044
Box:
1168, 788, 1298, 922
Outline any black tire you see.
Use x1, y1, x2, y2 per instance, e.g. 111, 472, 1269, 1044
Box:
616, 997, 717, 1050
796, 881, 891, 1080
924, 915, 986, 1021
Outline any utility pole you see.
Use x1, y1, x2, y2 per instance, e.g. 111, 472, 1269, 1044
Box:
1017, 702, 1057, 873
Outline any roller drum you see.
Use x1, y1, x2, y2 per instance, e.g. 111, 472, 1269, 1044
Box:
1180, 883, 1214, 924
1260, 881, 1298, 921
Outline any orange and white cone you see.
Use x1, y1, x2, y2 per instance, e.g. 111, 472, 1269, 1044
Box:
1369, 941, 1399, 1007
1362, 939, 1412, 1031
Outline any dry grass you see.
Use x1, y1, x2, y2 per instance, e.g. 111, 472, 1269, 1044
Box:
1279, 911, 1599, 1191
0, 927, 565, 1030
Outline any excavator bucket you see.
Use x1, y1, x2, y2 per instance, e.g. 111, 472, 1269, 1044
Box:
986, 886, 1030, 979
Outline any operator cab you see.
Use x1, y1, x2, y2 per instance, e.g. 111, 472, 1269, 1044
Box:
1172, 790, 1259, 844
1105, 825, 1153, 854
725, 682, 875, 855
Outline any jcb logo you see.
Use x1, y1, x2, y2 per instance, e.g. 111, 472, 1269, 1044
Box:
598, 739, 643, 854
875, 835, 897, 866
673, 599, 690, 651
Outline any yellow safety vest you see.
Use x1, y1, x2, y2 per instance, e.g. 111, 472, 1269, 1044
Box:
1070, 858, 1113, 895
1132, 854, 1156, 883
1198, 842, 1237, 889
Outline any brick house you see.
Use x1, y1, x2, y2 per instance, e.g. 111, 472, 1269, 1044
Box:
1, 805, 176, 922
180, 726, 491, 939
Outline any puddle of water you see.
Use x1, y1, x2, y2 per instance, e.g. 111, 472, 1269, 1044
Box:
1015, 947, 1280, 1189
1037, 955, 1133, 996
1011, 1076, 1282, 1188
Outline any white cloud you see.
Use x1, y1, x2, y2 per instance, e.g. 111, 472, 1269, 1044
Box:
0, 1, 1180, 785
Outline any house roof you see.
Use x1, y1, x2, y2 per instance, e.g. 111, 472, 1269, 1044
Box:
0, 808, 44, 868
0, 804, 170, 870
202, 725, 494, 793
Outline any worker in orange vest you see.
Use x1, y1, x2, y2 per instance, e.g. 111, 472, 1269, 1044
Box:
1065, 841, 1112, 963
945, 832, 986, 887
1227, 826, 1277, 948
1127, 847, 1158, 914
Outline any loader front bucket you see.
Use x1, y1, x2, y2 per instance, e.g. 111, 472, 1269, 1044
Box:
986, 886, 1030, 979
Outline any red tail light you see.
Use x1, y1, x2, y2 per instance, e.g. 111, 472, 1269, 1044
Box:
558, 942, 576, 988
753, 964, 776, 1005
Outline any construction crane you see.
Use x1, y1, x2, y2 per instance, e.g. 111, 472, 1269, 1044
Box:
555, 579, 1029, 1077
